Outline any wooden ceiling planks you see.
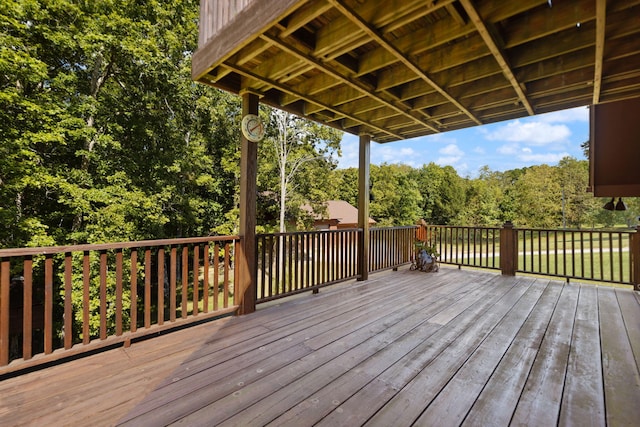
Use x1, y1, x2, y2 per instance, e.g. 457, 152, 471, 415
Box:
193, 0, 640, 143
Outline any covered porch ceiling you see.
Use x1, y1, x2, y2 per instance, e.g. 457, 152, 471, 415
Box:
192, 0, 640, 143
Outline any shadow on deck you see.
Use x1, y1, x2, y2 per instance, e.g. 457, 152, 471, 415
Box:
1, 267, 639, 426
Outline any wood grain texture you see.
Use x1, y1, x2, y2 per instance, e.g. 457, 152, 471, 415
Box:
1, 268, 639, 426
193, 0, 640, 143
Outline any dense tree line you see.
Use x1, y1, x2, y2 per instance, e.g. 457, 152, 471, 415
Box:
2, 0, 635, 256
331, 157, 640, 230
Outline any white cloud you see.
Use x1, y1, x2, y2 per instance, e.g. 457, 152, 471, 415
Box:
473, 146, 486, 154
538, 106, 589, 123
441, 144, 463, 155
497, 143, 519, 155
436, 144, 464, 166
518, 151, 570, 163
485, 120, 571, 146
372, 145, 420, 167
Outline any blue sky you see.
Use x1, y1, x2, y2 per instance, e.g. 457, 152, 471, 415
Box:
336, 106, 590, 178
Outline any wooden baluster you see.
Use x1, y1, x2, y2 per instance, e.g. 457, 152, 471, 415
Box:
157, 248, 165, 324
203, 244, 209, 313
213, 243, 219, 311
193, 245, 199, 316
44, 255, 53, 353
64, 253, 73, 348
145, 248, 152, 328
181, 247, 188, 319
115, 249, 123, 336
99, 251, 107, 340
169, 247, 176, 322
223, 243, 230, 308
130, 250, 138, 333
23, 257, 33, 359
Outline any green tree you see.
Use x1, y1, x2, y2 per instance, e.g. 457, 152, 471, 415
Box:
456, 178, 502, 226
258, 109, 341, 232
369, 164, 422, 226
413, 163, 466, 224
1, 0, 240, 339
513, 165, 562, 228
557, 157, 599, 228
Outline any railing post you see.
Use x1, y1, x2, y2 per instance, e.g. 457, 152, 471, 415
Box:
358, 133, 371, 281
632, 226, 640, 291
500, 221, 517, 276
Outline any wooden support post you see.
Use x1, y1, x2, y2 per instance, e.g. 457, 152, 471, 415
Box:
632, 225, 640, 291
500, 221, 517, 276
358, 134, 371, 281
237, 91, 259, 314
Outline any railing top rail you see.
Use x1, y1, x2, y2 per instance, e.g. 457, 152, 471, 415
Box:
425, 225, 502, 231
370, 225, 417, 231
257, 228, 362, 238
515, 227, 637, 234
0, 235, 240, 258
256, 225, 417, 239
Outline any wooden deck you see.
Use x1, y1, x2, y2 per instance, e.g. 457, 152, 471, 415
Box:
1, 267, 639, 426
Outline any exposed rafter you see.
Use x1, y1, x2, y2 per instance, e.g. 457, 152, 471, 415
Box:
593, 0, 606, 104
459, 0, 535, 115
225, 61, 403, 139
193, 0, 640, 142
328, 0, 481, 126
261, 32, 441, 133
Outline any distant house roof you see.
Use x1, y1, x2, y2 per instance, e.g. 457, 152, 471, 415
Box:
302, 200, 376, 227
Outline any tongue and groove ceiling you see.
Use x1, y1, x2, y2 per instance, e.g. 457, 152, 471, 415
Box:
192, 0, 640, 143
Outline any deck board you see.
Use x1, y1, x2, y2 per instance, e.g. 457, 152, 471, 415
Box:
1, 267, 639, 426
598, 287, 640, 426
462, 279, 563, 426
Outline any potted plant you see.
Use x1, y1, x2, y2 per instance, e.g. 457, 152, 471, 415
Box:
411, 240, 439, 272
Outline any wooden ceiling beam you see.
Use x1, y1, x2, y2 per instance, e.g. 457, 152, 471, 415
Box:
260, 32, 439, 133
357, 16, 477, 77
593, 0, 606, 104
459, 0, 535, 115
280, 0, 333, 37
327, 0, 481, 125
446, 3, 467, 26
265, 36, 440, 133
221, 61, 402, 140
502, 0, 596, 49
477, 0, 548, 23
280, 73, 342, 105
303, 86, 365, 114
376, 35, 490, 90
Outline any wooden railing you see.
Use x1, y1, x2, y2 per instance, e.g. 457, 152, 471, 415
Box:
516, 228, 637, 285
256, 229, 360, 303
5, 222, 635, 373
418, 223, 639, 288
0, 236, 238, 373
421, 225, 501, 270
256, 226, 416, 303
369, 226, 415, 273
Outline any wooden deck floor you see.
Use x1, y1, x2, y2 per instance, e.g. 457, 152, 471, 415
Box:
1, 267, 640, 426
